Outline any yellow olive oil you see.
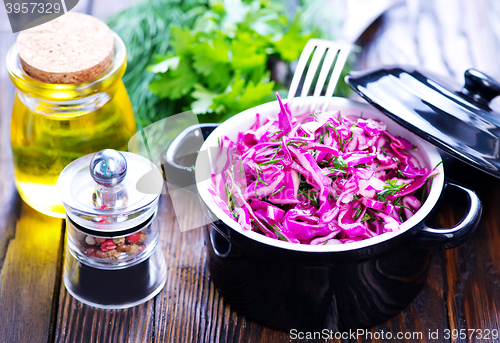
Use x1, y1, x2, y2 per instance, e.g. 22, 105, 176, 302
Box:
11, 81, 136, 218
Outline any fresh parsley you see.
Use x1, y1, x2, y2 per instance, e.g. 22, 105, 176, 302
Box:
148, 0, 319, 122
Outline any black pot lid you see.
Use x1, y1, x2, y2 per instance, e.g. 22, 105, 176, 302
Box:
345, 66, 500, 179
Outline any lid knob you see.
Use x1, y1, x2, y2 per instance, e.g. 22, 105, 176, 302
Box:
463, 69, 500, 103
90, 149, 127, 187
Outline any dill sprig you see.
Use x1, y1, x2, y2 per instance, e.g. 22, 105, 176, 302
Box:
376, 179, 408, 202
258, 158, 283, 166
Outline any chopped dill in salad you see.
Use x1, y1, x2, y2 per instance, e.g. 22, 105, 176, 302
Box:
209, 94, 439, 245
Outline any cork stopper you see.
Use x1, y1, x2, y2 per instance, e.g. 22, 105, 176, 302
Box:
16, 13, 114, 84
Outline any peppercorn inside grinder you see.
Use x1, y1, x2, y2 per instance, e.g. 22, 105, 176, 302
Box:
57, 149, 166, 309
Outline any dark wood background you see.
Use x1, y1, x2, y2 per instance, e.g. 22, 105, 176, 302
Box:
1, 0, 500, 342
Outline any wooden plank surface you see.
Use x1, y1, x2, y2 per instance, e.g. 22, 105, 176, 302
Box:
0, 204, 64, 343
1, 0, 500, 342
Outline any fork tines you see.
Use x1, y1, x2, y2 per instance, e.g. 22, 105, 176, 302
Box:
287, 39, 353, 113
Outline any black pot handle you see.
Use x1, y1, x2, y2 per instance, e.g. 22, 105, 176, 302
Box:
412, 180, 482, 250
161, 124, 220, 188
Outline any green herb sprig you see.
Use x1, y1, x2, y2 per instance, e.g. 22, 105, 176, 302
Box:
376, 179, 408, 202
147, 0, 319, 123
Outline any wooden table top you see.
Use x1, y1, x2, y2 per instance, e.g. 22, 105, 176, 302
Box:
1, 0, 500, 342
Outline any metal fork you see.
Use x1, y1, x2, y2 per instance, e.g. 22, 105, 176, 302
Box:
287, 0, 404, 113
287, 39, 353, 113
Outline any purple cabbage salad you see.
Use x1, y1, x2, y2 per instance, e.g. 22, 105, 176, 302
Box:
209, 94, 439, 245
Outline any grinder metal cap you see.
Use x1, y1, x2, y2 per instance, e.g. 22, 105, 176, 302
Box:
57, 150, 164, 233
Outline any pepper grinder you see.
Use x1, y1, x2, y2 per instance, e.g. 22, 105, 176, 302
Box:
57, 149, 166, 309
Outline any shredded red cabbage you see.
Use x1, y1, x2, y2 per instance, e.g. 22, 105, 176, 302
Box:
210, 94, 439, 245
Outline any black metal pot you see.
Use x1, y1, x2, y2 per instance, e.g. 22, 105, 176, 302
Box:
162, 97, 481, 332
